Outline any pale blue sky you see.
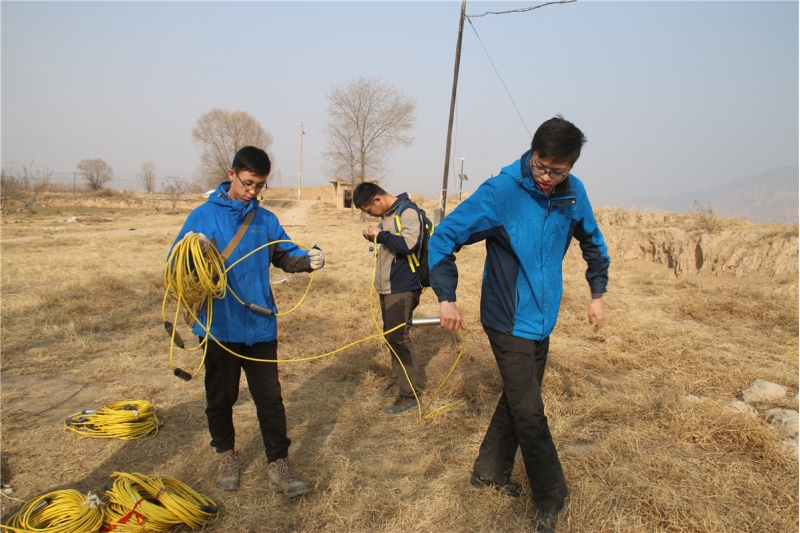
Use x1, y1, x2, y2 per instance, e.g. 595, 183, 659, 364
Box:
2, 1, 798, 206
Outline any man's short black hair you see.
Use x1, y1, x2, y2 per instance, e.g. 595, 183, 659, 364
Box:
352, 182, 387, 208
530, 115, 587, 166
232, 146, 271, 177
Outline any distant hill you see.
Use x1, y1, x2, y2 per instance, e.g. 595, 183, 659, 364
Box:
630, 165, 798, 223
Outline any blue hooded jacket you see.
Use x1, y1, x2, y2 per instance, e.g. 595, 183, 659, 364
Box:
428, 150, 609, 341
171, 182, 312, 345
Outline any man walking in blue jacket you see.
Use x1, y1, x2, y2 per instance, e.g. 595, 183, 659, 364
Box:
172, 146, 325, 497
429, 116, 609, 533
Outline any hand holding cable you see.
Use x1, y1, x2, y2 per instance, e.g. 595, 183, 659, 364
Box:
307, 247, 325, 270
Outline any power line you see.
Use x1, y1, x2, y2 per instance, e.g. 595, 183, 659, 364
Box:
466, 18, 531, 138
467, 0, 577, 19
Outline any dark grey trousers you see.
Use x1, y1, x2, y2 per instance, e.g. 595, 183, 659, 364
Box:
379, 289, 421, 397
473, 327, 568, 510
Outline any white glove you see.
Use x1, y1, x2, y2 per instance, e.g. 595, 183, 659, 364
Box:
307, 247, 325, 270
184, 231, 210, 252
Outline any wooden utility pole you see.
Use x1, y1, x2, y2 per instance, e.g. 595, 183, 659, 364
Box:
297, 122, 304, 200
440, 0, 467, 218
73, 171, 76, 198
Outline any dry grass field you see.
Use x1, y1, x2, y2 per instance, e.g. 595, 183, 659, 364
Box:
1, 188, 797, 532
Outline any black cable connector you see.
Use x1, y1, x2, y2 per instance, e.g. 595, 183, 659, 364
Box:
199, 505, 219, 514
164, 322, 185, 349
173, 368, 192, 381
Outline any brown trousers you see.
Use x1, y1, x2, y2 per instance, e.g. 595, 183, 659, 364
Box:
379, 289, 421, 397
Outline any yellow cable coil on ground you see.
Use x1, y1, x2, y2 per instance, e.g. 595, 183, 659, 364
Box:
64, 401, 162, 440
103, 472, 218, 532
0, 490, 104, 533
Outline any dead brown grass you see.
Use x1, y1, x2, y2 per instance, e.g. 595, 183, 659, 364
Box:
1, 197, 797, 532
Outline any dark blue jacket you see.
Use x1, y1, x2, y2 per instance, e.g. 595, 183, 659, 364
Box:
171, 182, 312, 345
428, 150, 609, 341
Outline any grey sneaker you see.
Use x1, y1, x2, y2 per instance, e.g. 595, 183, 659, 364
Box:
383, 395, 418, 415
216, 450, 239, 491
375, 383, 399, 398
268, 458, 309, 498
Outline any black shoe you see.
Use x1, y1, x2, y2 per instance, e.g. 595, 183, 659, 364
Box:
532, 503, 566, 533
383, 396, 417, 415
468, 472, 521, 498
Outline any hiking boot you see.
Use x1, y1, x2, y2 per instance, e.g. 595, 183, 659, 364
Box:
216, 449, 239, 491
532, 502, 566, 533
468, 472, 521, 498
375, 383, 399, 398
268, 458, 309, 498
383, 395, 417, 415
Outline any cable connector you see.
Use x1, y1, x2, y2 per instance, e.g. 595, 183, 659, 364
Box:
173, 368, 192, 381
244, 302, 274, 316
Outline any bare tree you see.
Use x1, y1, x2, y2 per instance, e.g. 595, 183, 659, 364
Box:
77, 158, 114, 190
163, 176, 194, 211
136, 162, 157, 194
192, 109, 274, 189
0, 162, 52, 212
323, 76, 417, 185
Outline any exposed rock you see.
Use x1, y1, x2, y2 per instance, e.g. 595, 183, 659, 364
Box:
595, 209, 798, 278
738, 379, 787, 404
725, 400, 758, 417
764, 408, 799, 439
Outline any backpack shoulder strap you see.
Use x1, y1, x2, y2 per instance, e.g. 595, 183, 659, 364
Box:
220, 209, 255, 260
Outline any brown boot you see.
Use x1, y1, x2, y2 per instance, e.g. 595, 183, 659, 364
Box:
216, 449, 239, 491
268, 457, 309, 498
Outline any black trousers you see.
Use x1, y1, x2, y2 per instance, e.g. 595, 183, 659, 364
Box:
203, 339, 291, 463
473, 327, 568, 510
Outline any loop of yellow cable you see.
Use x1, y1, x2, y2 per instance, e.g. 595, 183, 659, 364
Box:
103, 472, 218, 532
162, 234, 316, 377
64, 401, 162, 441
0, 490, 104, 533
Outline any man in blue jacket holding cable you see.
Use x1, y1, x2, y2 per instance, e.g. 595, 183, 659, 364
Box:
429, 116, 609, 533
172, 146, 325, 497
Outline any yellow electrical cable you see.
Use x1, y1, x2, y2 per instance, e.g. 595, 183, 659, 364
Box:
0, 490, 104, 533
64, 401, 161, 441
103, 472, 218, 532
164, 232, 469, 422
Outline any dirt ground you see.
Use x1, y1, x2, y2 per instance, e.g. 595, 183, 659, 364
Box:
0, 191, 797, 532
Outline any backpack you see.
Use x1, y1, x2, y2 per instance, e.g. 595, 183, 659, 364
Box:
394, 199, 434, 288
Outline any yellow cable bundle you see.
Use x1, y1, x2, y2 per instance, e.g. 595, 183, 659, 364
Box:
64, 401, 161, 441
103, 472, 218, 532
0, 490, 104, 533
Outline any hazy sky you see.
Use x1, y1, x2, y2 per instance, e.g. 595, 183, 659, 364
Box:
2, 1, 798, 206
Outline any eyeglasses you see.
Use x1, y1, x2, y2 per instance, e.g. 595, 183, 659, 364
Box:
530, 161, 570, 182
234, 171, 265, 193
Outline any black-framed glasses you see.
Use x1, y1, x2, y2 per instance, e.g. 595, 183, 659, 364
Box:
234, 171, 265, 193
530, 161, 570, 181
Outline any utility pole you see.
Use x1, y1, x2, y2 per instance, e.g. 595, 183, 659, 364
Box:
440, 0, 467, 219
73, 171, 76, 198
297, 122, 305, 200
458, 156, 468, 203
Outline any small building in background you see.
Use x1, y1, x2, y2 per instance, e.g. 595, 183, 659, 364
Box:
330, 179, 378, 209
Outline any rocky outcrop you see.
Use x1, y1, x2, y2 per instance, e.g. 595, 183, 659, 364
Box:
595, 209, 798, 278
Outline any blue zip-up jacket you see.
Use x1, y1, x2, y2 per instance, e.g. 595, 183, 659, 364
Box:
171, 182, 313, 345
428, 150, 609, 341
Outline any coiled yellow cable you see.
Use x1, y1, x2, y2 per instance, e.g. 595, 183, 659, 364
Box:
64, 400, 161, 441
0, 490, 104, 533
103, 472, 218, 532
